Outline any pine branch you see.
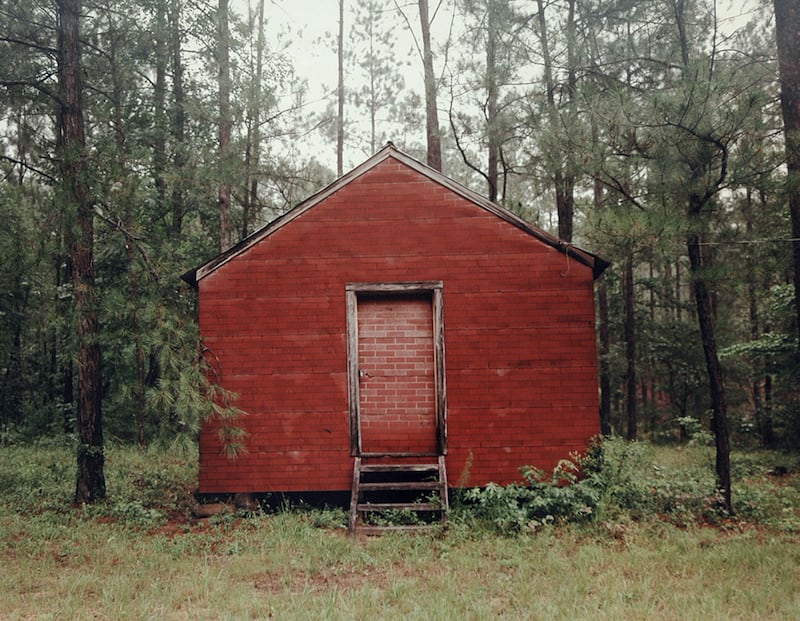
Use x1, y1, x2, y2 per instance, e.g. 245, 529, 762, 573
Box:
0, 154, 58, 184
0, 35, 57, 56
92, 202, 161, 282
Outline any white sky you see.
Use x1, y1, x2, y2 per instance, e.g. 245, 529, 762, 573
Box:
231, 0, 768, 173
232, 0, 432, 171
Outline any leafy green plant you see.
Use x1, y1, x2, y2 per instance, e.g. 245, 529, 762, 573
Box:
303, 507, 349, 529
460, 482, 530, 534
365, 507, 425, 527
454, 437, 800, 534
108, 499, 166, 529
676, 416, 714, 446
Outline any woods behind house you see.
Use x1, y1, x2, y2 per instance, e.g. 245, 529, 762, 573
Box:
1, 1, 799, 505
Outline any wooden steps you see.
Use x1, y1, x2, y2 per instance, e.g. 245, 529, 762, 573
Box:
348, 455, 449, 536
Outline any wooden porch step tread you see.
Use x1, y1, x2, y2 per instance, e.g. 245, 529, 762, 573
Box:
349, 455, 449, 536
358, 464, 439, 473
356, 525, 441, 535
359, 452, 440, 458
357, 502, 441, 512
358, 481, 442, 491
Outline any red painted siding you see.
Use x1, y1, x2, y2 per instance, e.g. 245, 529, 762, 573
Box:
197, 157, 600, 493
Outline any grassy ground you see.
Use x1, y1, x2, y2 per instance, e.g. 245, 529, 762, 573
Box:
1, 441, 799, 620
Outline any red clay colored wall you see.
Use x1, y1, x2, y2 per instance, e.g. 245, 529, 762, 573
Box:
196, 157, 601, 493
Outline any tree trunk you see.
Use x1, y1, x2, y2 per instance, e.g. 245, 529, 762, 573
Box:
153, 0, 169, 216
418, 0, 441, 171
774, 0, 800, 344
560, 0, 577, 242
624, 253, 637, 440
218, 0, 232, 251
242, 0, 265, 238
687, 224, 732, 513
536, 0, 575, 241
594, 175, 611, 434
58, 0, 106, 504
763, 374, 774, 447
337, 0, 345, 176
674, 0, 731, 512
170, 0, 186, 239
597, 273, 612, 435
485, 0, 499, 203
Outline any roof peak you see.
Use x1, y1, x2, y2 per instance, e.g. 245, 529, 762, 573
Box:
182, 145, 608, 286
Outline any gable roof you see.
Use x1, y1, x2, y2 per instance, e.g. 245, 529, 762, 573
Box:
182, 143, 609, 287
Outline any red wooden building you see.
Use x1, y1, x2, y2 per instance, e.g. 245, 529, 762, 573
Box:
183, 144, 607, 514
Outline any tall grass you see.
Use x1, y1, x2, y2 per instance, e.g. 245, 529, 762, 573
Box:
1, 439, 799, 620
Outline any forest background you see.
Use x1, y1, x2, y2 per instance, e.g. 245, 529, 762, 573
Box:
1, 0, 799, 511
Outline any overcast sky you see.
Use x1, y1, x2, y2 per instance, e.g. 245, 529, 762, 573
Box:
230, 0, 766, 172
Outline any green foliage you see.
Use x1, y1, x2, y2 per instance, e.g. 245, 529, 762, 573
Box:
0, 438, 75, 514
0, 0, 797, 480
459, 482, 531, 534
675, 416, 714, 446
1, 439, 798, 542
720, 332, 795, 362
454, 437, 800, 535
0, 0, 316, 454
301, 506, 349, 530
0, 442, 198, 529
457, 450, 606, 535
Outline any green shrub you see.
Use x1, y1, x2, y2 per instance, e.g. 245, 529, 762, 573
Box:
454, 437, 800, 535
460, 482, 531, 534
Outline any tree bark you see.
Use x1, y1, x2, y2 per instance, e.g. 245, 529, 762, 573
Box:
594, 176, 611, 434
773, 0, 800, 344
170, 0, 186, 239
218, 0, 232, 251
243, 0, 265, 238
153, 0, 169, 216
418, 0, 441, 171
624, 253, 637, 440
672, 0, 732, 515
687, 223, 732, 513
597, 273, 612, 435
485, 0, 499, 203
337, 0, 345, 177
536, 0, 576, 241
58, 0, 106, 504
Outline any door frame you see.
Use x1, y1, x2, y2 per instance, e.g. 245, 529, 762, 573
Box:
346, 281, 447, 456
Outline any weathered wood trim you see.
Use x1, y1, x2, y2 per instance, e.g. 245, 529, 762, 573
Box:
433, 287, 448, 455
345, 281, 444, 294
346, 290, 361, 455
348, 456, 361, 535
346, 281, 447, 457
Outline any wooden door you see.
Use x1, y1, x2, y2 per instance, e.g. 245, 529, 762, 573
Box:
347, 283, 447, 456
